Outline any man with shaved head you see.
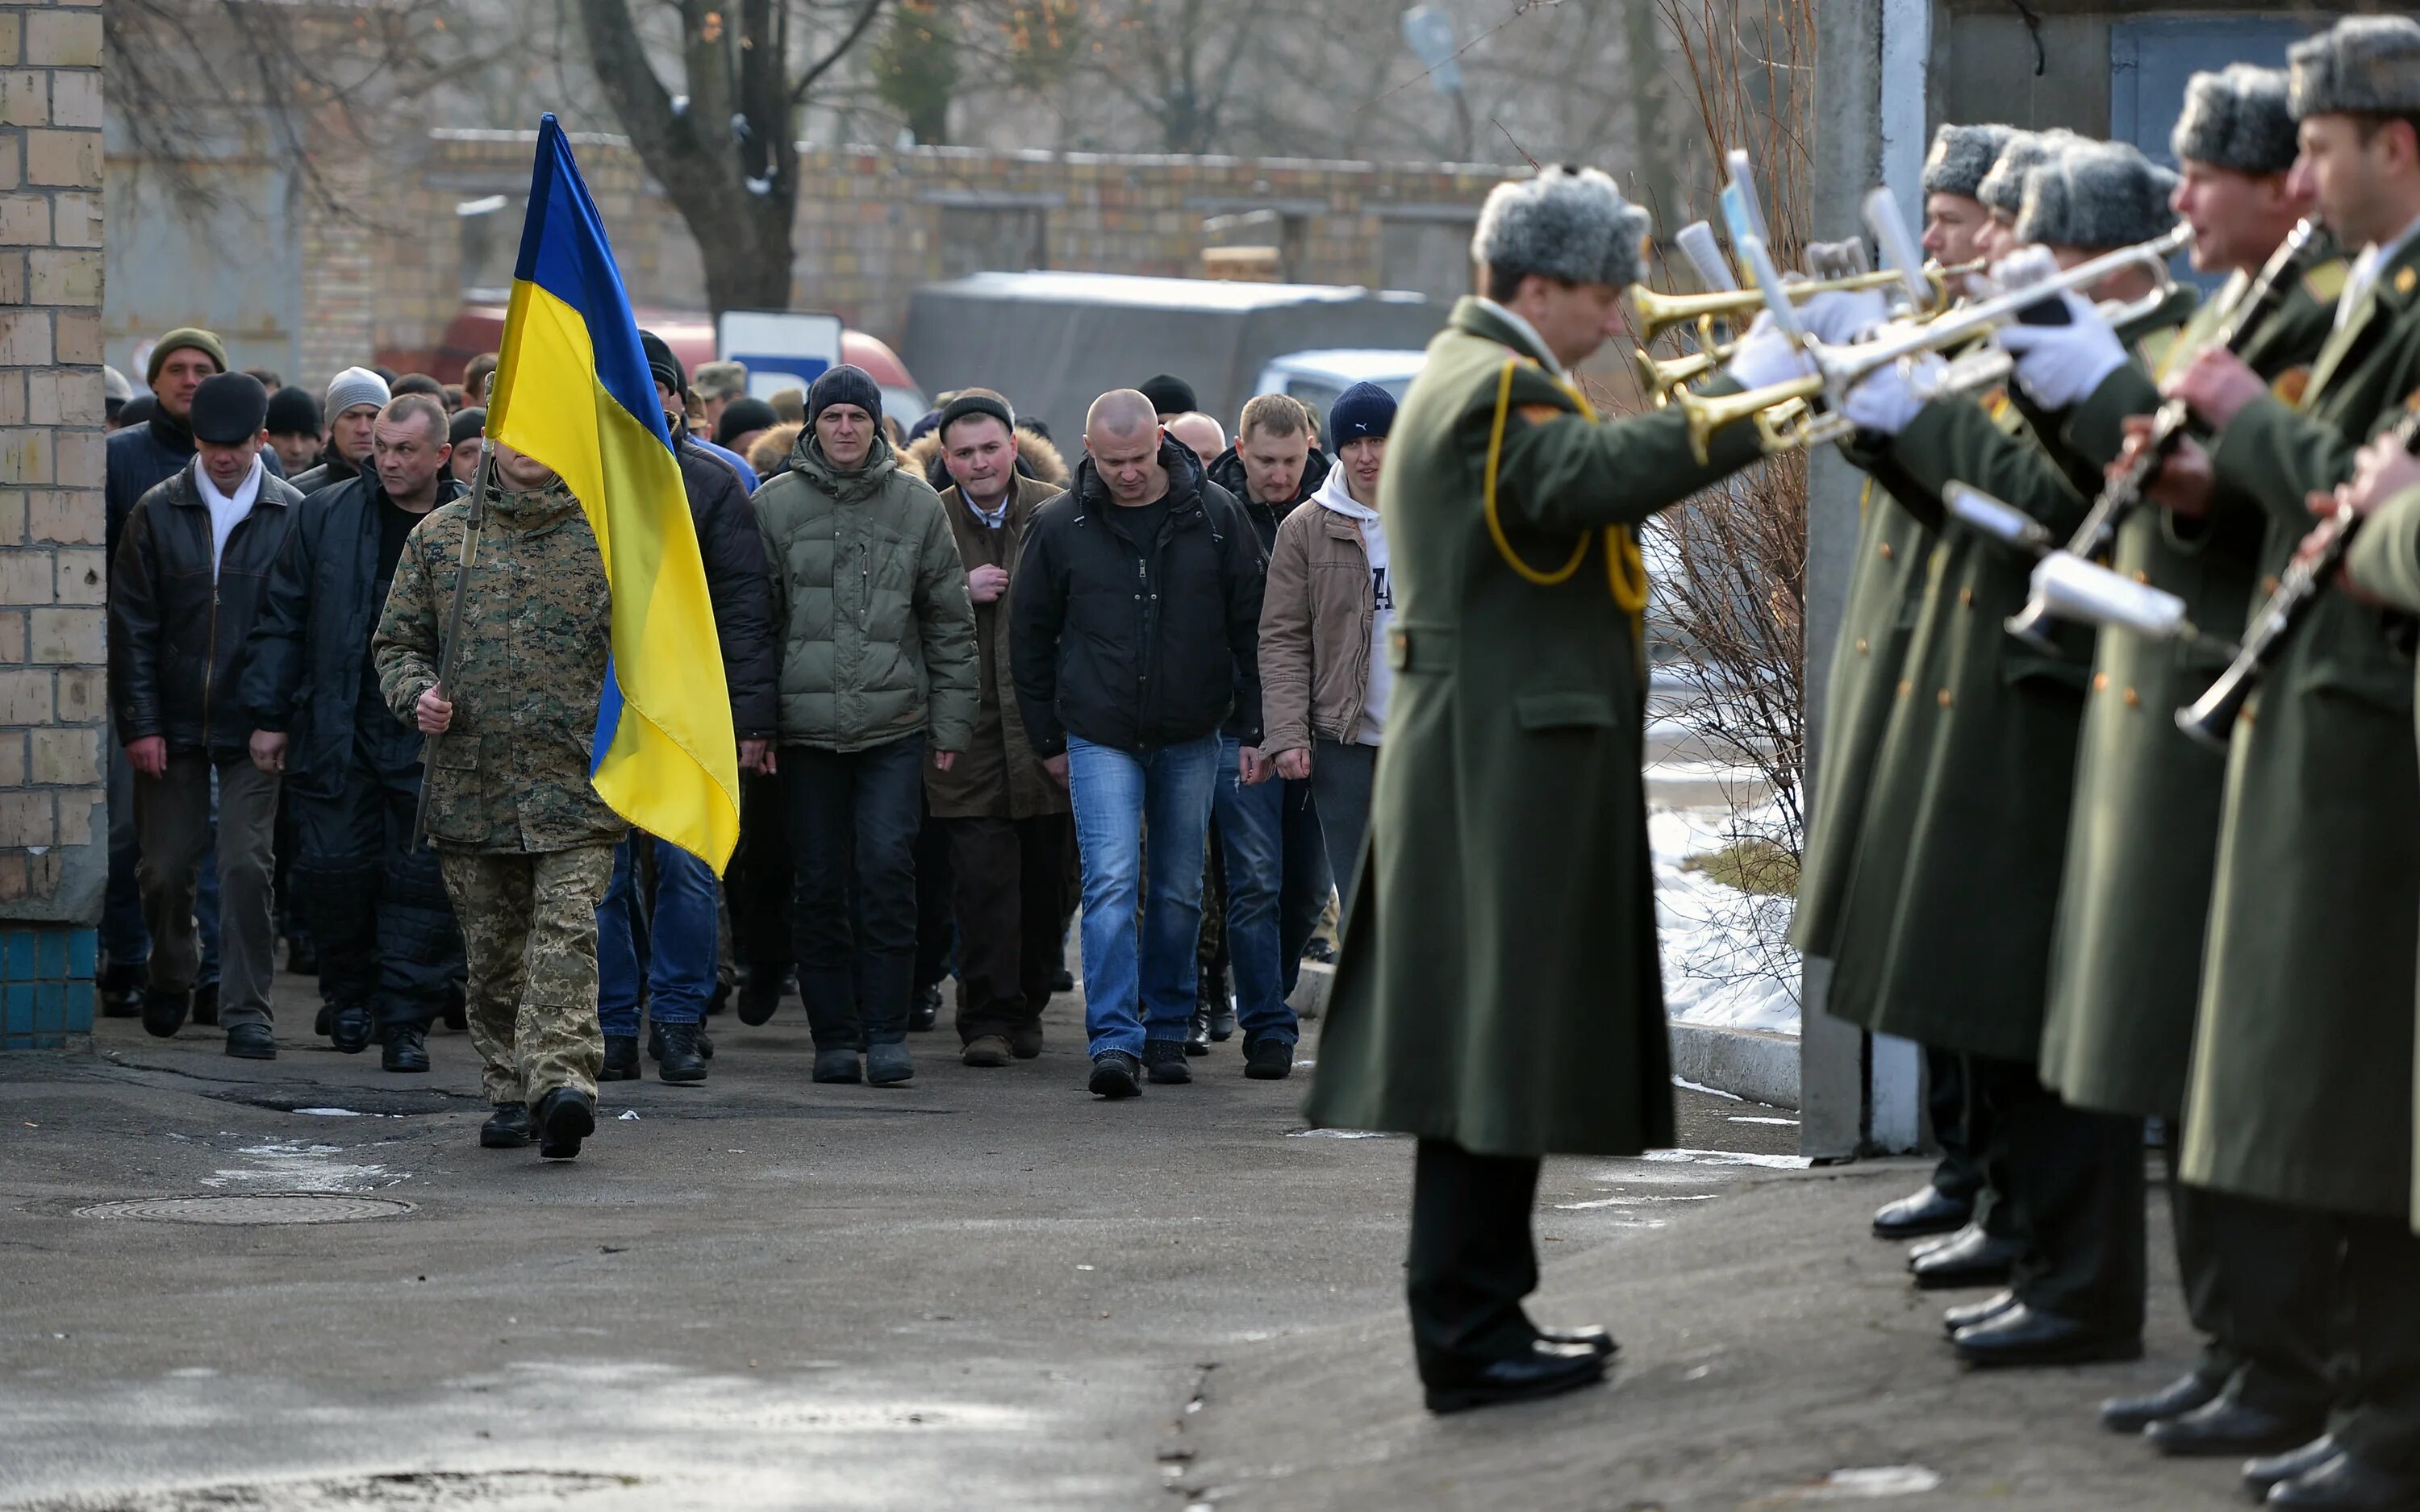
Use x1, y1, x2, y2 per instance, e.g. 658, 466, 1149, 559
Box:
1166, 411, 1225, 466
1011, 388, 1271, 1098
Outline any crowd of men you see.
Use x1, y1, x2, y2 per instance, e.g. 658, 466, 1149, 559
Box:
98, 322, 1397, 1143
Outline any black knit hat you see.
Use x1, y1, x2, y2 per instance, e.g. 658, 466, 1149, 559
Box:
449, 406, 486, 448
1139, 374, 1196, 418
807, 364, 882, 425
637, 329, 684, 398
265, 385, 323, 437
714, 396, 779, 448
189, 372, 269, 445
936, 391, 1015, 443
1326, 381, 1396, 444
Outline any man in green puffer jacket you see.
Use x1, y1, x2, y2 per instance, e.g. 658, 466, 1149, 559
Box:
752, 364, 978, 1089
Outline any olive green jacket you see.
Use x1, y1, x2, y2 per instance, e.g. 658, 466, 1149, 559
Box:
2036, 259, 2342, 1119
373, 479, 628, 855
1304, 297, 1763, 1157
2181, 235, 2420, 1219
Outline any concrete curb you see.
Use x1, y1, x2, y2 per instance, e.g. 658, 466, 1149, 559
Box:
1289, 960, 1332, 1023
1668, 1022, 1800, 1110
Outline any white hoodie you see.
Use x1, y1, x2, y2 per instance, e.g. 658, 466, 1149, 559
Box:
1311, 465, 1392, 745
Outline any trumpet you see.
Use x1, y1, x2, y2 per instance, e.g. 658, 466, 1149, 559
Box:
1636, 345, 1729, 406
1628, 268, 1916, 345
1676, 224, 2195, 464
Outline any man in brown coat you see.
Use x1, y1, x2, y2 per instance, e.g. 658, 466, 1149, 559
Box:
925, 392, 1074, 1068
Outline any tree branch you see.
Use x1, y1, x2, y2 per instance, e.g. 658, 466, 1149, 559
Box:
791, 0, 890, 105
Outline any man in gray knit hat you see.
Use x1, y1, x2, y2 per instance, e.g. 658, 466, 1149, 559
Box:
1300, 167, 1865, 1413
290, 367, 392, 496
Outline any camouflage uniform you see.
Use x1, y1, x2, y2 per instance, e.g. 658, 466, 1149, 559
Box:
373, 477, 627, 1110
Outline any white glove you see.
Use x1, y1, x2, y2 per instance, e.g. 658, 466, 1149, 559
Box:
1796, 287, 1890, 347
1842, 354, 1946, 438
1721, 312, 1813, 390
1995, 289, 2129, 410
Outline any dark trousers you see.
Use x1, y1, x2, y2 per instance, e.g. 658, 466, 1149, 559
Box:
729, 770, 792, 984
1408, 1138, 1542, 1379
134, 752, 277, 1023
781, 735, 924, 1050
1926, 1047, 1988, 1207
1275, 774, 1329, 998
912, 798, 955, 995
1973, 1056, 2145, 1334
944, 813, 1070, 1043
1308, 737, 1378, 914
290, 759, 465, 1036
2176, 1181, 2340, 1417
2338, 1215, 2420, 1472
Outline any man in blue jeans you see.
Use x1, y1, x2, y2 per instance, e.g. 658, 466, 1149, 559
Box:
1011, 389, 1279, 1098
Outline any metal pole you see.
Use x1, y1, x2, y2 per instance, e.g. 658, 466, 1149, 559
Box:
409, 440, 497, 848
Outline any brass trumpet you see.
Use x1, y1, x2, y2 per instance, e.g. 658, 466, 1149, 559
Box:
1628, 267, 1914, 344
1636, 345, 1729, 406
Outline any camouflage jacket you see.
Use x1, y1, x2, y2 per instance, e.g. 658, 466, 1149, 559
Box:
373, 477, 627, 854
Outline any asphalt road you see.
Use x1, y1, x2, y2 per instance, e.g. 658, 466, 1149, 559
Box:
0, 975, 2231, 1511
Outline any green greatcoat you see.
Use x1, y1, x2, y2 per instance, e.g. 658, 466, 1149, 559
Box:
1821, 391, 2094, 1064
2342, 477, 2420, 1229
2181, 236, 2420, 1220
2037, 260, 2344, 1119
1303, 297, 1764, 1158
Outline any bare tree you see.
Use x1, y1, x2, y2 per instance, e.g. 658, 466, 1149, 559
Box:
574, 0, 887, 316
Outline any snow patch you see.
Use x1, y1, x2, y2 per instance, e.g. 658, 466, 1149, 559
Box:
1652, 802, 1802, 1035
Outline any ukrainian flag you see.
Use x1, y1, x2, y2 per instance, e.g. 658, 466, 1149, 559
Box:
487, 115, 740, 872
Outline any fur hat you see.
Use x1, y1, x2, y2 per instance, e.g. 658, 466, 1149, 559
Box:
2289, 15, 2420, 121
1471, 165, 1652, 290
2017, 140, 2181, 251
1921, 123, 2017, 201
1976, 131, 2076, 218
2174, 65, 2299, 176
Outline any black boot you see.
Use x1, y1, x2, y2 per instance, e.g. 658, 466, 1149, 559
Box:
600, 1034, 640, 1081
535, 1086, 595, 1160
224, 1023, 276, 1060
908, 984, 941, 1033
328, 1003, 373, 1056
736, 968, 782, 1026
140, 987, 191, 1039
1144, 1039, 1192, 1084
656, 1023, 708, 1084
1185, 1005, 1212, 1056
480, 1102, 532, 1148
382, 1025, 431, 1074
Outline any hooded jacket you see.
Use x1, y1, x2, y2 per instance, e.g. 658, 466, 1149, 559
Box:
1009, 435, 1266, 757
1207, 441, 1332, 552
1258, 464, 1388, 753
751, 429, 979, 754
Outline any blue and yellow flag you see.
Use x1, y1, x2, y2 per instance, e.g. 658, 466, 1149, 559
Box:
488, 115, 740, 872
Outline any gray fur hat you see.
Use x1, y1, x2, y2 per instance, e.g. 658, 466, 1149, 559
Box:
2174, 65, 2299, 176
2017, 140, 2181, 251
1922, 123, 2016, 201
1976, 129, 2078, 217
2290, 15, 2420, 121
1471, 165, 1652, 290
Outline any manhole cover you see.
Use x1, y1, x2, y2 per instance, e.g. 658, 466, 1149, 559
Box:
74, 1193, 415, 1226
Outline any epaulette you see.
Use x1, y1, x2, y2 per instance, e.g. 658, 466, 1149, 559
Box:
2303, 258, 2350, 306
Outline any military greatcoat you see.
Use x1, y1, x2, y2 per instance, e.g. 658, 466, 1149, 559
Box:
1304, 297, 1763, 1157
2181, 238, 2420, 1221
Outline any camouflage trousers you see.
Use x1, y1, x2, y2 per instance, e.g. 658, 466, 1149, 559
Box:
437, 843, 616, 1110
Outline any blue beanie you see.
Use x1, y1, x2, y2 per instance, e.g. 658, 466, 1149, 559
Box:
1327, 381, 1396, 444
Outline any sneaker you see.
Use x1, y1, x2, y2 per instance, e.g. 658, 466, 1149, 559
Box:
1143, 1039, 1192, 1084
1244, 1036, 1295, 1080
600, 1033, 640, 1081
480, 1102, 532, 1148
656, 1023, 708, 1084
190, 982, 220, 1027
140, 986, 192, 1039
962, 1034, 1013, 1068
1008, 1023, 1044, 1060
1088, 1050, 1142, 1099
382, 1026, 431, 1073
536, 1086, 595, 1160
866, 1041, 916, 1085
812, 1047, 863, 1084
736, 970, 782, 1027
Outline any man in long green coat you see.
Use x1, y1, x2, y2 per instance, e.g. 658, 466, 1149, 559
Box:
2009, 68, 2349, 1455
1304, 167, 1828, 1414
2144, 18, 2420, 1505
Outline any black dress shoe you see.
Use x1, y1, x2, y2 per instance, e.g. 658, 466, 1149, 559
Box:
1912, 1226, 2022, 1289
736, 970, 782, 1027
479, 1102, 532, 1148
382, 1026, 431, 1074
1184, 1006, 1212, 1056
536, 1087, 595, 1160
1951, 1302, 2141, 1368
2147, 1392, 2329, 1459
1537, 1324, 1618, 1358
1942, 1289, 2017, 1336
908, 985, 941, 1033
2268, 1448, 2420, 1510
329, 1003, 373, 1056
1424, 1341, 1608, 1414
1909, 1220, 1982, 1268
656, 1024, 708, 1084
1874, 1182, 1974, 1239
2249, 1438, 2343, 1500
2101, 1371, 2226, 1435
140, 987, 191, 1039
599, 1033, 640, 1081
190, 983, 220, 1027
224, 1023, 277, 1060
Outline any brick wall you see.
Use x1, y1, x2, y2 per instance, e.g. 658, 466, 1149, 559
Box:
0, 0, 102, 1046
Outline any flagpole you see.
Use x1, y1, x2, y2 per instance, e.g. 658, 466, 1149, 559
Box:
411, 438, 497, 849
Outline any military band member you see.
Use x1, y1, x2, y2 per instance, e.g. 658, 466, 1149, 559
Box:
1820, 138, 2189, 1368
1302, 168, 1841, 1414
2134, 18, 2420, 1506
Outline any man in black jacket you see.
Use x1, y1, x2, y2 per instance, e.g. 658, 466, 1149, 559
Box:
1010, 389, 1266, 1099
287, 368, 390, 496
597, 333, 778, 1084
110, 373, 303, 1059
242, 394, 467, 1071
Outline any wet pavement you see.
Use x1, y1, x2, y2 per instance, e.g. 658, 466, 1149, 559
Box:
0, 977, 2224, 1510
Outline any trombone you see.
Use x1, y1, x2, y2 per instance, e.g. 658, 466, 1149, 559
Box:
1675, 223, 2195, 464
